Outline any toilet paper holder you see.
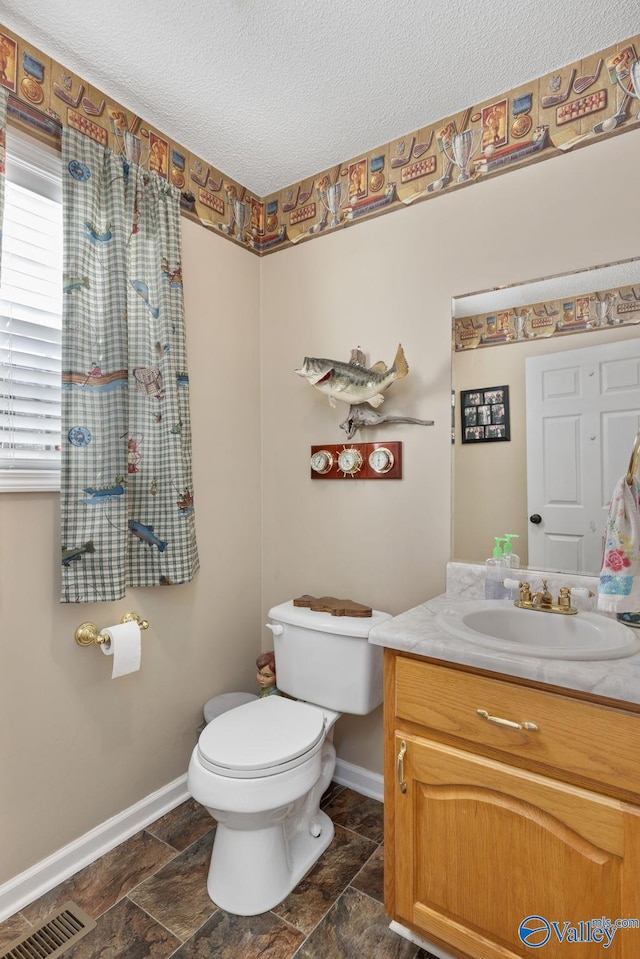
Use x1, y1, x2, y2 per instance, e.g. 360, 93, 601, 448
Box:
74, 612, 150, 647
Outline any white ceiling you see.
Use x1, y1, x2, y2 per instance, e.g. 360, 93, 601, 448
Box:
1, 1, 638, 196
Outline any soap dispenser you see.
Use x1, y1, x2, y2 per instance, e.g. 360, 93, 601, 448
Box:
485, 538, 509, 599
503, 534, 520, 569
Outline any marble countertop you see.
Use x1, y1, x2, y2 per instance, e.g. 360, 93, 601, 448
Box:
369, 563, 640, 707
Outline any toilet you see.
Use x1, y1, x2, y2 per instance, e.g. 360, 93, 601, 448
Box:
187, 599, 390, 916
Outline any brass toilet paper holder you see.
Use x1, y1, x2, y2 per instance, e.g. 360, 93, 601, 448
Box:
74, 612, 150, 647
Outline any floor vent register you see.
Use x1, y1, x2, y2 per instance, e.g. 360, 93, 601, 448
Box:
1, 902, 96, 959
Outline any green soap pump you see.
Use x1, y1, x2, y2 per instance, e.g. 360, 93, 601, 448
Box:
503, 534, 520, 569
485, 537, 508, 599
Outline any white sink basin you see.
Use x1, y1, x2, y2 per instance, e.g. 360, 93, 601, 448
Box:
435, 600, 640, 660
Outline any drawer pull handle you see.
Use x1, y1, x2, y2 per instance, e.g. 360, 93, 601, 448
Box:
397, 740, 407, 793
477, 709, 538, 732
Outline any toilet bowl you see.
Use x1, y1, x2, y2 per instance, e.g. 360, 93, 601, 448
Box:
188, 695, 339, 915
187, 599, 391, 916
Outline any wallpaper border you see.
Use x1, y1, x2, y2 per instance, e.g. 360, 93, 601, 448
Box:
1, 24, 638, 256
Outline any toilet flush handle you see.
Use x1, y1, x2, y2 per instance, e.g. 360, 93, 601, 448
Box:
265, 623, 284, 635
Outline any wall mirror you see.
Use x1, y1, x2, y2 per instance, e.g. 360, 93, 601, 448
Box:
452, 256, 640, 576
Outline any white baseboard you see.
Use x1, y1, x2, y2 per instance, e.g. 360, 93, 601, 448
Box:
389, 921, 457, 959
333, 758, 383, 802
0, 775, 189, 923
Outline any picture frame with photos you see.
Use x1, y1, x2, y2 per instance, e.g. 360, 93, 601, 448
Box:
460, 385, 510, 443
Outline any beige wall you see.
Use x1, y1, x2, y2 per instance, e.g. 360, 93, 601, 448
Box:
260, 128, 640, 772
0, 218, 262, 883
4, 126, 640, 888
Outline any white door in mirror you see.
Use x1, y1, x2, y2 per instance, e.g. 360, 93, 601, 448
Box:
526, 338, 640, 573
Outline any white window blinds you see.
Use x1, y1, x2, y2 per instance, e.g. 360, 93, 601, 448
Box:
0, 132, 62, 491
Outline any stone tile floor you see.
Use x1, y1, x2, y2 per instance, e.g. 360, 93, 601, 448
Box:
0, 786, 436, 959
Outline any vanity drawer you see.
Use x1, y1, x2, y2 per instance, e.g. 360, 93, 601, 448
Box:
394, 656, 640, 796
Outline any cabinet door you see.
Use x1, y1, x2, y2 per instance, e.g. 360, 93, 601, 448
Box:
393, 733, 640, 959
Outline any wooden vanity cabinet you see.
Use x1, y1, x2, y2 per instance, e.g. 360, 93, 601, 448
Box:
383, 649, 640, 959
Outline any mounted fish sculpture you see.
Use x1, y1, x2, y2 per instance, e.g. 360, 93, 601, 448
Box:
295, 343, 408, 408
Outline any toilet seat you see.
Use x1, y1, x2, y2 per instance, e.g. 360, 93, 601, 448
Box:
197, 695, 326, 779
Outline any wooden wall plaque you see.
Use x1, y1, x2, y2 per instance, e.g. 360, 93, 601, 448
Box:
310, 441, 402, 479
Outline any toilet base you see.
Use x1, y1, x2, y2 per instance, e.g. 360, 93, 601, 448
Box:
207, 808, 335, 915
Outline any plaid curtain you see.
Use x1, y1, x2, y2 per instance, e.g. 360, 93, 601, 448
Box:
61, 127, 199, 602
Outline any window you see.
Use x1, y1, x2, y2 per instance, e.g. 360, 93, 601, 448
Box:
0, 130, 62, 491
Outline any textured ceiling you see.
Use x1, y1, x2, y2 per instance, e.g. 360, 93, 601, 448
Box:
1, 1, 638, 196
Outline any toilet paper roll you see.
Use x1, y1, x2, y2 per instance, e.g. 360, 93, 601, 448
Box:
99, 621, 142, 678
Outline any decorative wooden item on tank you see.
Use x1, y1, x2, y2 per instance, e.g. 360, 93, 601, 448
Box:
293, 595, 373, 617
309, 441, 402, 479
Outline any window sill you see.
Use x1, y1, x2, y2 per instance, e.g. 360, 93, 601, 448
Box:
0, 470, 60, 492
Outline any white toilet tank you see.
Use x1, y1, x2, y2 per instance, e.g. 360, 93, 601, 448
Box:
267, 600, 391, 714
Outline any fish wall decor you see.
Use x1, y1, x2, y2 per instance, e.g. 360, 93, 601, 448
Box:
295, 343, 408, 408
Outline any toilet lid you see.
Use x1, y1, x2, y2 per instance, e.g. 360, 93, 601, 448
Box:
197, 695, 325, 776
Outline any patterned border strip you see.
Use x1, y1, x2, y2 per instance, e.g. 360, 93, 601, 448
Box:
1, 23, 639, 256
453, 282, 640, 351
